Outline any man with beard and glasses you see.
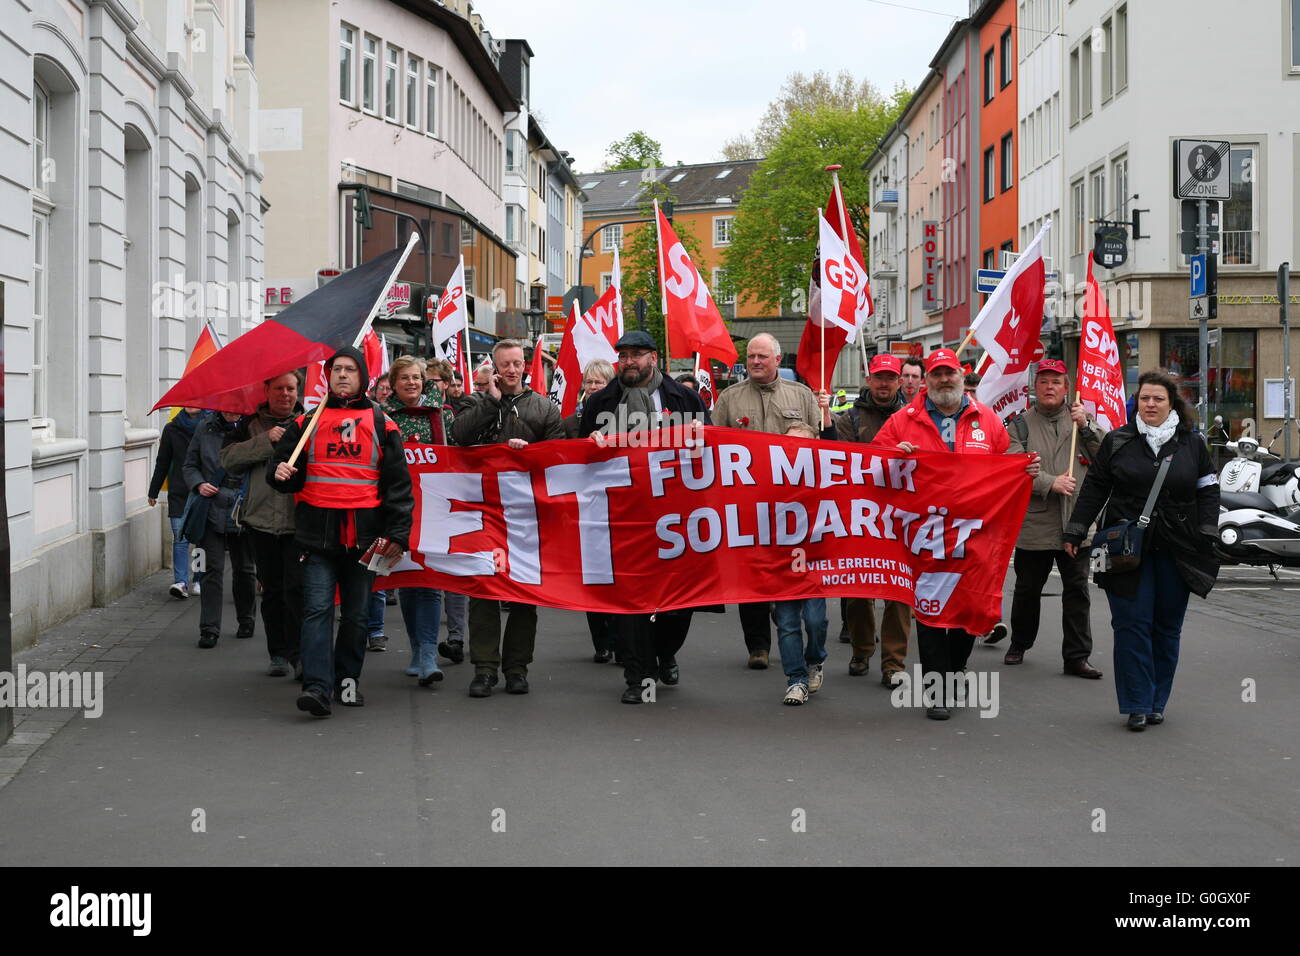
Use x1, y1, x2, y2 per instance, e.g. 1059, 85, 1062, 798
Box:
579, 330, 711, 703
872, 348, 1041, 720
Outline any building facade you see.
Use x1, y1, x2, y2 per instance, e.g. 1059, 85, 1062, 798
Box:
1061, 0, 1300, 437
976, 0, 1019, 287
4, 0, 265, 649
903, 69, 946, 353
866, 125, 909, 353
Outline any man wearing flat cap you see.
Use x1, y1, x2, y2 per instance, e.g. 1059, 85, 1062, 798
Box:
995, 359, 1107, 678
579, 330, 712, 703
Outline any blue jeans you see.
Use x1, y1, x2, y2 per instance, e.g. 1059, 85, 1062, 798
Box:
300, 551, 375, 697
399, 587, 443, 661
774, 598, 828, 686
368, 590, 387, 638
169, 516, 190, 586
1105, 552, 1190, 715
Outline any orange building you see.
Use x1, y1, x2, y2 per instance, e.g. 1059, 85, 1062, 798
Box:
975, 0, 1018, 290
577, 160, 784, 373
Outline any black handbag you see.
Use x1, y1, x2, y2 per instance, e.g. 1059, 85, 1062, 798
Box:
1090, 454, 1173, 574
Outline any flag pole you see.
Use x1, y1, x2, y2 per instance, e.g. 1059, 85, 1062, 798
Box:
827, 165, 852, 427
654, 198, 672, 367
814, 205, 830, 427
286, 231, 422, 468
1066, 387, 1081, 490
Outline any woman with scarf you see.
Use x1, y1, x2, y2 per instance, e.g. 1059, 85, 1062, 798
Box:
183, 409, 258, 648
384, 356, 455, 686
148, 406, 204, 599
1063, 370, 1220, 731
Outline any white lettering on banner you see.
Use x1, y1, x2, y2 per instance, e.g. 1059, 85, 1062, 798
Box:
418, 473, 495, 576
544, 459, 634, 584
499, 472, 541, 585
664, 242, 709, 308
719, 445, 756, 487
913, 571, 963, 616
775, 502, 809, 545
1083, 318, 1119, 365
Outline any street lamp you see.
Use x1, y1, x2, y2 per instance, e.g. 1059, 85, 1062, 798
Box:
523, 307, 546, 341
576, 200, 673, 312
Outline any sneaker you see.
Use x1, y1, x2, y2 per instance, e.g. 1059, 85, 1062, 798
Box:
807, 664, 824, 694
1003, 646, 1025, 665
334, 687, 366, 707
504, 674, 530, 695
190, 580, 201, 596
848, 657, 869, 677
881, 670, 902, 689
926, 705, 951, 720
296, 688, 331, 717
438, 640, 465, 664
236, 623, 254, 640
267, 656, 290, 677
169, 582, 188, 600
783, 682, 810, 706
747, 650, 769, 670
367, 635, 387, 652
197, 631, 219, 649
982, 622, 1009, 644
468, 673, 498, 698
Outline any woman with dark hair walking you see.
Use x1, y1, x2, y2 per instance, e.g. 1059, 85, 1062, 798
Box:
1062, 370, 1221, 731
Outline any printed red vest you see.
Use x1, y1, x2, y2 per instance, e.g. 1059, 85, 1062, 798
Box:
297, 406, 383, 509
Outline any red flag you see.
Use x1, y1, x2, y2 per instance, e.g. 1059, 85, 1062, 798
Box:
656, 204, 737, 365
166, 322, 222, 420
551, 302, 583, 417
526, 333, 547, 395
797, 186, 872, 394
152, 246, 409, 414
1078, 252, 1127, 431
694, 355, 716, 410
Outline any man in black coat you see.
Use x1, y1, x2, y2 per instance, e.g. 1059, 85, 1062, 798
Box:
578, 330, 713, 704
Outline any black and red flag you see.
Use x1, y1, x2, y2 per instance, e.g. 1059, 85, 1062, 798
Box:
151, 247, 406, 415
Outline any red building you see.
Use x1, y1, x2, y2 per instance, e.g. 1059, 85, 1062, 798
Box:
975, 0, 1018, 296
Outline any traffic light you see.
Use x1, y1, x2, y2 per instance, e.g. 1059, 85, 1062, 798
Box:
354, 187, 373, 230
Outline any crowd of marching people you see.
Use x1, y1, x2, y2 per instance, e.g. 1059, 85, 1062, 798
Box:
149, 330, 1221, 731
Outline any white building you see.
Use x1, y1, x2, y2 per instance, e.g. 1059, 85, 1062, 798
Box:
866, 125, 910, 353
1061, 0, 1300, 435
3, 0, 265, 648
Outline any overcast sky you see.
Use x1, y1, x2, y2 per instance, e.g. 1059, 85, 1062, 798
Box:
474, 0, 972, 173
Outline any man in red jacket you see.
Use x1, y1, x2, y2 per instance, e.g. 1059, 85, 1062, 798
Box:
874, 348, 1040, 720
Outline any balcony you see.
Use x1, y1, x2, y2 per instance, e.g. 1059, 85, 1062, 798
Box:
872, 188, 899, 212
872, 258, 898, 280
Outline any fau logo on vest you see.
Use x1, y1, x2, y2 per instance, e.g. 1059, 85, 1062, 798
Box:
327, 416, 363, 457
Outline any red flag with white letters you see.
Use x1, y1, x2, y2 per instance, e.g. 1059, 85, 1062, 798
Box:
550, 302, 583, 417
1077, 252, 1127, 431
656, 204, 737, 365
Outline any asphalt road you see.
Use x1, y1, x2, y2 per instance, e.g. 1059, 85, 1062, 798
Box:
0, 567, 1296, 866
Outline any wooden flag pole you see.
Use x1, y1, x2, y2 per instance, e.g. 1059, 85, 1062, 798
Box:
286, 231, 421, 468
1066, 387, 1081, 490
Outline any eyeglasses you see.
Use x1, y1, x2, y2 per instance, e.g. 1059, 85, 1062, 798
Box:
430, 379, 446, 384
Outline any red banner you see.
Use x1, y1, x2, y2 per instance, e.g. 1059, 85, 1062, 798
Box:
1078, 252, 1128, 432
384, 428, 1031, 633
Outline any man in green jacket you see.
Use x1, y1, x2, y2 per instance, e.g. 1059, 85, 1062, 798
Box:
220, 372, 304, 677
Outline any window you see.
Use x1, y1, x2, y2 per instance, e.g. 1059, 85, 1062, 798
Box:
1071, 179, 1085, 255
33, 81, 48, 193
1081, 36, 1093, 118
405, 56, 420, 129
983, 146, 995, 202
442, 222, 454, 255
713, 268, 734, 305
983, 48, 995, 103
1000, 133, 1014, 191
1069, 47, 1080, 124
1101, 17, 1113, 102
1001, 239, 1015, 257
504, 204, 523, 245
1112, 155, 1129, 222
362, 35, 377, 112
506, 130, 523, 173
1223, 145, 1258, 265
339, 26, 356, 104
1091, 170, 1107, 233
602, 223, 622, 252
1116, 4, 1129, 90
715, 168, 733, 179
999, 29, 1013, 87
1161, 330, 1257, 433
600, 272, 613, 293
714, 216, 734, 246
426, 66, 438, 136
384, 46, 399, 121
32, 210, 48, 419
982, 247, 995, 271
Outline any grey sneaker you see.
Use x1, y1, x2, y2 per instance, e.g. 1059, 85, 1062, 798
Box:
367, 635, 387, 652
169, 582, 188, 600
267, 656, 290, 677
807, 664, 824, 694
783, 682, 810, 706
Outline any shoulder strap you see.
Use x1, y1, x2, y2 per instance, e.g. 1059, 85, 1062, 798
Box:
1012, 413, 1028, 446
1137, 455, 1175, 528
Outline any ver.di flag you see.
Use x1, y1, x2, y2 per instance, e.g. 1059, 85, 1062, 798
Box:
1077, 252, 1127, 431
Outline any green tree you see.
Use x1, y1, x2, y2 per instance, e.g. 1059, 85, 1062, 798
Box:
720, 91, 909, 315
603, 130, 664, 171
618, 179, 717, 366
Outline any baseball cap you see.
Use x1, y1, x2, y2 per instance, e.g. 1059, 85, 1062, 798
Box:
925, 348, 962, 373
868, 354, 902, 375
1036, 359, 1068, 376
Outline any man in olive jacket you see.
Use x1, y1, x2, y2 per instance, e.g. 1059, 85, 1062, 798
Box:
450, 339, 564, 699
221, 371, 304, 677
712, 332, 828, 669
1003, 361, 1107, 677
834, 354, 910, 686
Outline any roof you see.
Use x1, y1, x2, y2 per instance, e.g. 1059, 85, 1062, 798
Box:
576, 159, 761, 216
392, 0, 518, 113
928, 17, 970, 70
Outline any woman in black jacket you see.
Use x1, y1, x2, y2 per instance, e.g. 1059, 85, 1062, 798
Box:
148, 407, 203, 599
1063, 370, 1220, 731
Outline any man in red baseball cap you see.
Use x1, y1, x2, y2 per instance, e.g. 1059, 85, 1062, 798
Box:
994, 359, 1107, 678
834, 352, 911, 685
872, 346, 1041, 719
